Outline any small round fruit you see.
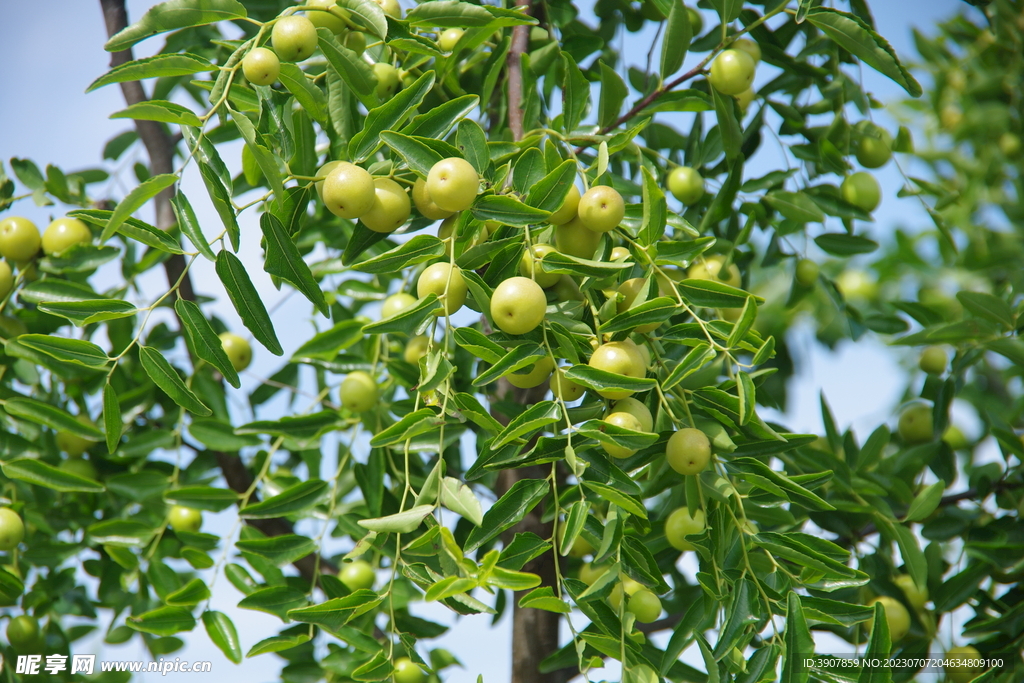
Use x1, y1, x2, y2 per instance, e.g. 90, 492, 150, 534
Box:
519, 244, 561, 288
840, 172, 881, 212
344, 30, 367, 54
439, 28, 464, 52
491, 276, 547, 335
305, 0, 349, 33
168, 505, 202, 533
506, 357, 555, 389
611, 246, 630, 261
0, 509, 25, 551
627, 589, 662, 623
943, 425, 969, 450
732, 38, 761, 63
687, 7, 703, 35
616, 279, 660, 333
56, 416, 99, 458
6, 615, 41, 652
898, 404, 933, 444
609, 577, 643, 610
709, 49, 756, 96
735, 87, 755, 110
42, 217, 91, 256
577, 186, 625, 233
549, 185, 581, 225
868, 596, 910, 642
611, 397, 653, 433
667, 167, 704, 205
340, 559, 375, 591
551, 366, 585, 401
372, 0, 402, 18
271, 15, 318, 62
893, 575, 928, 611
551, 274, 584, 302
919, 346, 947, 375
362, 178, 411, 233
665, 507, 705, 551
0, 261, 12, 300
603, 411, 644, 459
393, 657, 425, 683
632, 339, 651, 369
382, 292, 417, 319
578, 562, 607, 585
412, 178, 454, 221
373, 62, 401, 99
999, 132, 1021, 157
944, 645, 983, 683
555, 216, 602, 260
60, 458, 98, 481
219, 332, 252, 372
404, 335, 430, 364
426, 158, 479, 213
417, 262, 468, 316
688, 255, 741, 288
588, 341, 646, 399
341, 371, 378, 412
854, 123, 893, 169
795, 258, 819, 287
666, 428, 711, 475
322, 162, 376, 219
314, 160, 342, 201
242, 47, 280, 85
0, 217, 41, 262
836, 269, 877, 301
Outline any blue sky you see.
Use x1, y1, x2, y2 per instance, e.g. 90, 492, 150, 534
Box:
0, 0, 971, 681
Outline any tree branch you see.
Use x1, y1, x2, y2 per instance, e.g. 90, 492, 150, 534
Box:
506, 0, 532, 142
99, 0, 335, 582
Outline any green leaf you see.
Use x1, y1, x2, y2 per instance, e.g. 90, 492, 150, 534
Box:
452, 393, 505, 433
202, 611, 242, 664
240, 480, 330, 519
729, 457, 834, 510
598, 62, 627, 129
358, 505, 434, 533
493, 401, 562, 449
531, 251, 631, 279
175, 299, 240, 388
904, 480, 945, 522
246, 634, 310, 657
259, 213, 328, 316
164, 486, 239, 512
859, 602, 893, 683
231, 108, 284, 202
805, 8, 922, 97
110, 100, 201, 127
88, 520, 155, 547
278, 63, 327, 124
237, 411, 341, 446
660, 1, 692, 77
662, 342, 717, 391
37, 299, 138, 327
362, 294, 440, 335
101, 174, 178, 243
238, 586, 308, 620
712, 88, 742, 163
677, 278, 753, 308
69, 209, 184, 254
4, 398, 103, 438
465, 478, 548, 552
105, 0, 248, 52
166, 578, 211, 606
600, 297, 678, 334
353, 235, 445, 274
335, 0, 388, 39
561, 54, 590, 133
350, 71, 435, 161
288, 591, 384, 631
766, 191, 826, 224
439, 477, 484, 526
471, 195, 551, 226
103, 382, 122, 454
171, 191, 216, 260
564, 365, 657, 395
457, 119, 490, 176
188, 419, 261, 452
236, 535, 317, 566
320, 31, 377, 108
518, 586, 571, 613
216, 250, 283, 355
710, 0, 743, 22
956, 291, 1014, 329
138, 346, 211, 415
583, 481, 648, 519
525, 160, 577, 213
754, 532, 866, 580
87, 53, 214, 92
126, 606, 196, 636
380, 132, 444, 177
405, 0, 535, 27
15, 335, 109, 368
781, 593, 812, 683
1, 459, 104, 493
814, 233, 879, 256
453, 327, 505, 363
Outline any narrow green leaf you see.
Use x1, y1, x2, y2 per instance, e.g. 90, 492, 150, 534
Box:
350, 71, 435, 161
236, 535, 317, 566
240, 480, 330, 519
101, 174, 178, 243
380, 131, 444, 177
465, 479, 549, 552
103, 382, 122, 454
358, 505, 434, 534
174, 299, 240, 388
561, 54, 589, 133
105, 0, 247, 52
202, 611, 242, 664
471, 195, 551, 226
353, 235, 445, 274
111, 100, 201, 127
216, 250, 283, 355
171, 192, 216, 261
4, 398, 103, 438
598, 62, 627, 129
493, 401, 561, 449
15, 335, 109, 368
660, 1, 692, 77
781, 593, 812, 683
259, 213, 328, 316
126, 606, 196, 636
138, 346, 212, 416
87, 53, 214, 92
278, 63, 327, 124
1, 459, 104, 493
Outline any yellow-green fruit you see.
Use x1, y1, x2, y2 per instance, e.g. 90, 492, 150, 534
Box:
426, 158, 479, 213
372, 0, 402, 18
168, 505, 202, 533
322, 162, 376, 219
665, 507, 705, 551
919, 346, 947, 375
609, 577, 643, 611
795, 258, 819, 287
382, 292, 417, 319
868, 596, 910, 642
627, 589, 662, 623
944, 645, 983, 683
687, 7, 703, 34
549, 185, 581, 225
943, 425, 969, 450
666, 428, 711, 475
854, 122, 893, 169
667, 166, 704, 205
894, 575, 928, 611
314, 161, 341, 201
41, 218, 91, 256
242, 47, 280, 85
412, 178, 454, 221
60, 458, 98, 481
219, 332, 252, 372
491, 276, 547, 335
603, 411, 643, 459
417, 262, 468, 316
611, 246, 630, 261
373, 62, 401, 99
305, 0, 349, 33
0, 509, 25, 551
0, 261, 12, 300
732, 38, 761, 63
393, 658, 425, 683
688, 255, 741, 288
506, 357, 555, 389
841, 171, 881, 212
341, 371, 378, 412
438, 28, 464, 52
709, 49, 756, 96
577, 186, 625, 233
339, 559, 375, 591
344, 30, 366, 54
578, 562, 607, 585
898, 404, 933, 444
271, 15, 318, 62
555, 216, 602, 260
56, 415, 99, 458
616, 278, 660, 333
404, 335, 430, 364
551, 366, 585, 401
0, 217, 41, 262
551, 274, 584, 302
735, 87, 755, 110
362, 178, 411, 233
610, 397, 653, 433
632, 339, 651, 369
999, 132, 1021, 157
588, 341, 646, 399
519, 244, 561, 288
836, 269, 877, 301
6, 615, 41, 653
